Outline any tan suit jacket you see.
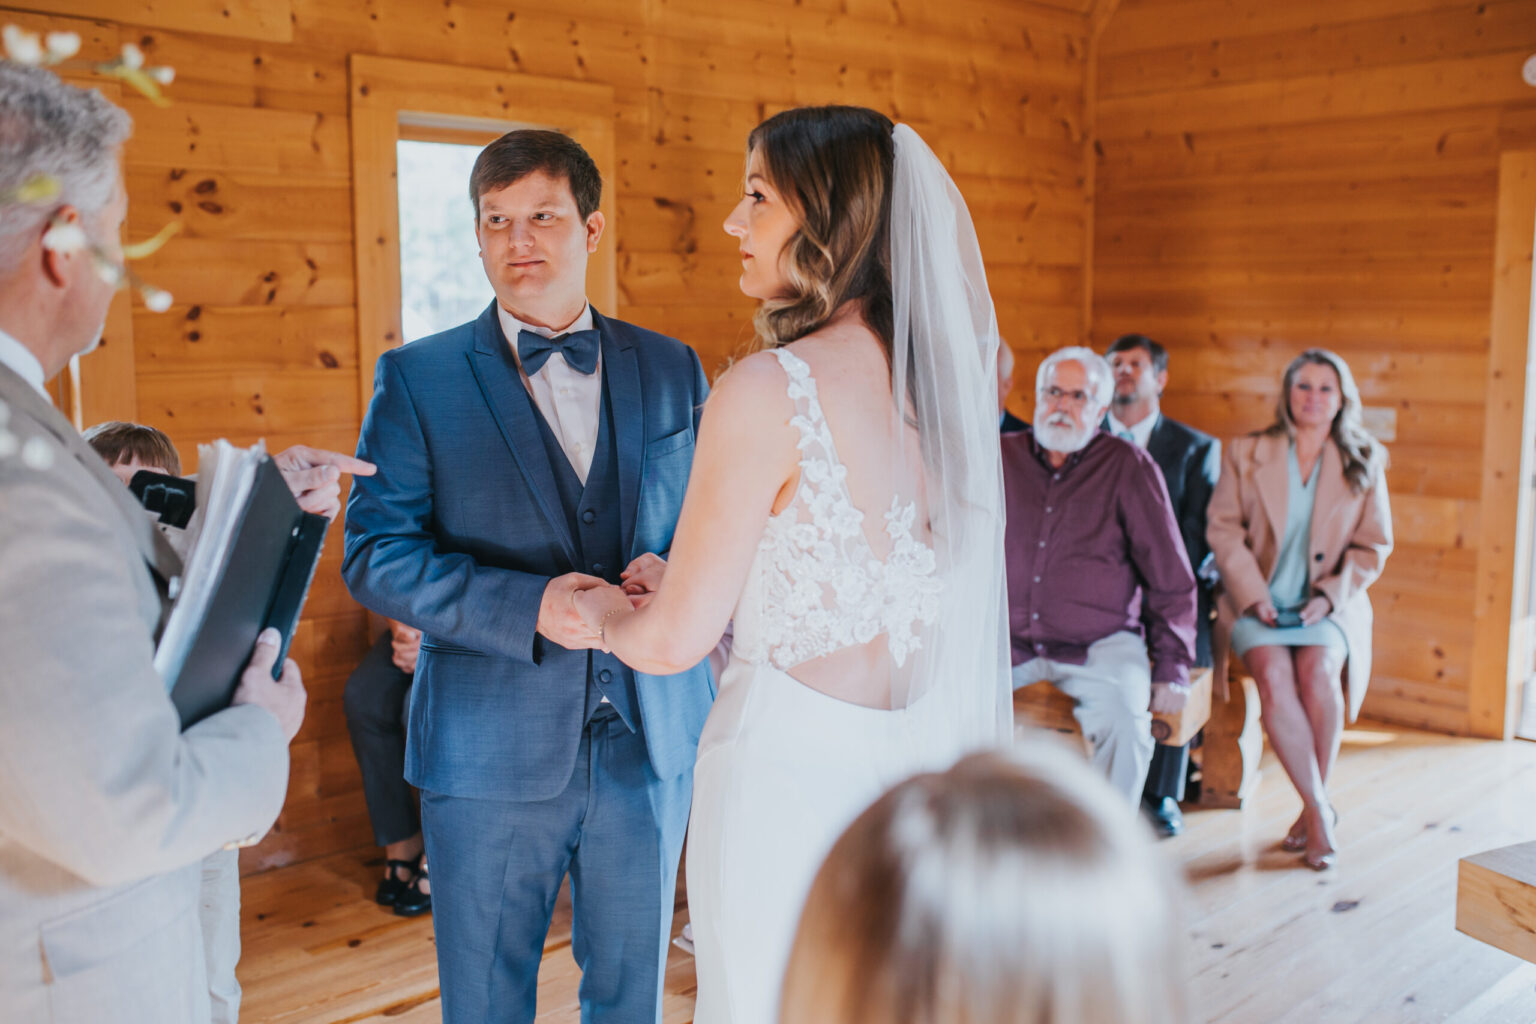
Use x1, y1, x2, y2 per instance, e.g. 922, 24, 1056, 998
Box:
1206, 432, 1393, 722
0, 364, 290, 1023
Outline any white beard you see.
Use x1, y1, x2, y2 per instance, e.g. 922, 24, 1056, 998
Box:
1034, 411, 1095, 454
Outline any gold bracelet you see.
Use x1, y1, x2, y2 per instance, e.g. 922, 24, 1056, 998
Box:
599, 608, 624, 645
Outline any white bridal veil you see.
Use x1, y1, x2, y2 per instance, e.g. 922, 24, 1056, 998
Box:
887, 124, 1013, 753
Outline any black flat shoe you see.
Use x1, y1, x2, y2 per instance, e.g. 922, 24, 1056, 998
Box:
375, 857, 419, 907
393, 858, 431, 917
1142, 796, 1184, 838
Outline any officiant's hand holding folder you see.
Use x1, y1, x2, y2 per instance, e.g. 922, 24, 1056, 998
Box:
152, 441, 332, 729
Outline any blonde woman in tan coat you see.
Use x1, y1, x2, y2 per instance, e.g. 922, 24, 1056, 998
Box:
1207, 349, 1392, 870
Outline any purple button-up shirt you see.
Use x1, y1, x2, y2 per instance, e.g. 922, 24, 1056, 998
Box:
1002, 427, 1197, 685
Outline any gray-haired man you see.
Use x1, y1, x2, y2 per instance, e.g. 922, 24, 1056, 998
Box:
1003, 348, 1198, 801
0, 63, 359, 1022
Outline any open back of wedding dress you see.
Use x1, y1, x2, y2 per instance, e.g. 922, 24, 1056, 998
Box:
686, 126, 1011, 1024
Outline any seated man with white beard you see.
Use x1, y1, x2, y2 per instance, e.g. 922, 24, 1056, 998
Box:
1002, 347, 1198, 802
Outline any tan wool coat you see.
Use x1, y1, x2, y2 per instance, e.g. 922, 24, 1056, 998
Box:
1206, 432, 1394, 722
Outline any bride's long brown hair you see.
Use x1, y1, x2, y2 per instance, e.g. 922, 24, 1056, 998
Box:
745, 106, 896, 366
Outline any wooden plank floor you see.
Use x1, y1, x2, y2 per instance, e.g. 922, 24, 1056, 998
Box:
239, 724, 1536, 1023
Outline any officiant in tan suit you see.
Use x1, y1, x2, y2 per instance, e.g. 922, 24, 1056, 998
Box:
0, 62, 319, 1023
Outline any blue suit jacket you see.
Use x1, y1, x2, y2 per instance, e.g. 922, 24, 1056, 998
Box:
343, 303, 716, 801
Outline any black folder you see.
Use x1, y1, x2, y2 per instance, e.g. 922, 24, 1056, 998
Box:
159, 456, 329, 729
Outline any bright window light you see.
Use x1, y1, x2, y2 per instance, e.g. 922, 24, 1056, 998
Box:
396, 139, 492, 342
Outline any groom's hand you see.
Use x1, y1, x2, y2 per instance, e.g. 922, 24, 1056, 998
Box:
620, 553, 666, 610
537, 572, 607, 650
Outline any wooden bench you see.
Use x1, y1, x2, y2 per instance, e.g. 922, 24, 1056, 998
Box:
1457, 842, 1536, 964
1012, 663, 1268, 808
1198, 667, 1263, 808
1013, 667, 1214, 753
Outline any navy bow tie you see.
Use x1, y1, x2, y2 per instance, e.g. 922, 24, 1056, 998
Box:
517, 328, 600, 376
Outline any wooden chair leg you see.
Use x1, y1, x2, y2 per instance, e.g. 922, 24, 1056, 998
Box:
1199, 673, 1263, 808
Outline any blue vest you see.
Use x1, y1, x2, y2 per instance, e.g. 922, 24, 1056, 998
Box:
529, 378, 640, 732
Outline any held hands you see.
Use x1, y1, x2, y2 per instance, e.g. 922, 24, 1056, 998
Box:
620, 553, 667, 610
1149, 681, 1191, 714
232, 628, 307, 742
537, 573, 612, 650
538, 555, 668, 653
572, 584, 634, 653
274, 444, 378, 520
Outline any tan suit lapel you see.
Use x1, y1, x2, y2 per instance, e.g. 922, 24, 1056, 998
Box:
0, 364, 183, 582
1252, 433, 1290, 563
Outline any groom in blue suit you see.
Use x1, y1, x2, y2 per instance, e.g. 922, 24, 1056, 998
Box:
343, 130, 714, 1023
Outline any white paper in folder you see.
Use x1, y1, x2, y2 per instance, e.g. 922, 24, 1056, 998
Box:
152, 439, 265, 690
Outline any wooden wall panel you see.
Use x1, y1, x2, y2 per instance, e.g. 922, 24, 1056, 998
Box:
34, 0, 294, 42
1093, 0, 1536, 735
1101, 1, 1536, 98
0, 0, 1092, 871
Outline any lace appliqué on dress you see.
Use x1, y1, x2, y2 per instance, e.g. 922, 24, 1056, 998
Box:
737, 348, 943, 672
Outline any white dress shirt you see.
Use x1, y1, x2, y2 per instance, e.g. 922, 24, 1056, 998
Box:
1106, 409, 1158, 450
499, 303, 610, 703
0, 325, 48, 398
497, 303, 602, 484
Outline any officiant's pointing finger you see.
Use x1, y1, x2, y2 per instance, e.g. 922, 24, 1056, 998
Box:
274, 444, 378, 520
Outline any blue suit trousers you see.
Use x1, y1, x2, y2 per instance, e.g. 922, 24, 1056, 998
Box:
420, 707, 691, 1024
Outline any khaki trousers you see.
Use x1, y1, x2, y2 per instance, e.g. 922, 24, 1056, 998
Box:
1013, 631, 1154, 804
199, 848, 242, 1024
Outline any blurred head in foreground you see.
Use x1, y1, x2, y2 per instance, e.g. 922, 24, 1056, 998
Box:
780, 746, 1185, 1024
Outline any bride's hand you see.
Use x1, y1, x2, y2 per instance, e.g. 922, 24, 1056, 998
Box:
572, 583, 633, 650
621, 553, 667, 610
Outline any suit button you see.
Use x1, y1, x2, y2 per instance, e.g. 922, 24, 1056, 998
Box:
592, 562, 606, 573
582, 510, 596, 524
599, 669, 612, 683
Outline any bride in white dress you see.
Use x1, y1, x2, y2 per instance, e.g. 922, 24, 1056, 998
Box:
573, 106, 1010, 1024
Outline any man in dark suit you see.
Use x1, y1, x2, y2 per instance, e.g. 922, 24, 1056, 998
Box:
999, 340, 1027, 432
343, 130, 714, 1024
1103, 334, 1220, 836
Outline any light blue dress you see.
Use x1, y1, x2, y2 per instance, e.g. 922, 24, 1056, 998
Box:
1230, 446, 1349, 658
